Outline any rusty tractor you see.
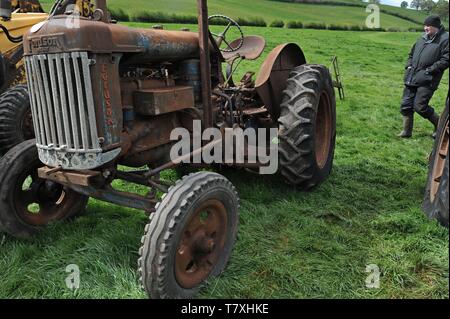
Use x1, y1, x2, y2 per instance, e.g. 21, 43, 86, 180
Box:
0, 0, 336, 298
423, 95, 449, 228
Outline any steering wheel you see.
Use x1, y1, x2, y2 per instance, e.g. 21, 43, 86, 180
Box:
208, 15, 244, 53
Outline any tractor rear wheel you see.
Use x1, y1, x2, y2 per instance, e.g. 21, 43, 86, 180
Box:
138, 171, 239, 299
423, 100, 449, 228
0, 84, 34, 155
278, 64, 336, 189
0, 140, 89, 238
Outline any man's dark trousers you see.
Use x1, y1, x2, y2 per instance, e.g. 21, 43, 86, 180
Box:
400, 85, 435, 119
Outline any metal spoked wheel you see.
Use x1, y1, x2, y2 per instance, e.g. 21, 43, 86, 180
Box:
138, 171, 239, 299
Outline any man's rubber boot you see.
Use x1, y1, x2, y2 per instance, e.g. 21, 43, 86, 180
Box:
428, 112, 440, 139
398, 115, 414, 138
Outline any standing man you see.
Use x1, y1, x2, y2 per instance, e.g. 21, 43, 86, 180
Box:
399, 15, 449, 138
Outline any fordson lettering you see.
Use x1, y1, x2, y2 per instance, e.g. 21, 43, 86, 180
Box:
101, 63, 114, 126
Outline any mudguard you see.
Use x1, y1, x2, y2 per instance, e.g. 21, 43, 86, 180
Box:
255, 43, 306, 121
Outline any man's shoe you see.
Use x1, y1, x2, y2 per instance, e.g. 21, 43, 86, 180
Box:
428, 112, 440, 138
428, 112, 441, 132
398, 115, 414, 138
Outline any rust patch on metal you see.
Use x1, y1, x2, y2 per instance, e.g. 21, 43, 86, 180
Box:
101, 63, 114, 126
255, 43, 306, 120
222, 36, 266, 61
133, 86, 194, 116
38, 166, 102, 187
315, 92, 333, 169
175, 198, 228, 289
431, 115, 449, 201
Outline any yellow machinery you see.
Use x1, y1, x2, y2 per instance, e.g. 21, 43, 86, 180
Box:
1, 11, 47, 52
0, 0, 47, 92
0, 0, 46, 154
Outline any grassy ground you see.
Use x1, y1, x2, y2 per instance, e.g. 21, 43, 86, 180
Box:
39, 0, 426, 30
0, 24, 448, 299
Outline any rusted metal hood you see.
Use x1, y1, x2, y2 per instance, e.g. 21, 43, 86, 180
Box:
24, 16, 201, 62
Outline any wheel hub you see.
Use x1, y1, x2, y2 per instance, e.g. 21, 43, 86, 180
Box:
315, 91, 333, 169
14, 164, 68, 226
36, 181, 64, 203
175, 199, 228, 289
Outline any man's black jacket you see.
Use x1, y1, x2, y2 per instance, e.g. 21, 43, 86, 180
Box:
404, 25, 449, 90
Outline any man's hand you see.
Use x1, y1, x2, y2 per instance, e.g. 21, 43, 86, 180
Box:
426, 66, 435, 75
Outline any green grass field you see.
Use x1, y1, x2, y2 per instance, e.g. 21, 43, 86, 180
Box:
0, 22, 448, 298
39, 0, 430, 31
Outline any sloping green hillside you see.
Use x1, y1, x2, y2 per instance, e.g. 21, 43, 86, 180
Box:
39, 0, 426, 30
274, 0, 430, 24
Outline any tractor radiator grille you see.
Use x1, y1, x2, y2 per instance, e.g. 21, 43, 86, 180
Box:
25, 52, 119, 170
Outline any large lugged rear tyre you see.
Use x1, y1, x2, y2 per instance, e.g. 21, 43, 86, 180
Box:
138, 171, 239, 299
0, 84, 34, 155
278, 64, 336, 189
0, 140, 89, 238
423, 99, 449, 228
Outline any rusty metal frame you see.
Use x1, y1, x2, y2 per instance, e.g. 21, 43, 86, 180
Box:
95, 0, 107, 22
197, 0, 213, 129
331, 56, 345, 100
39, 165, 163, 213
71, 184, 158, 212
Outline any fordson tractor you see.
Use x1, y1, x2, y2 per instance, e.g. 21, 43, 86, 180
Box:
0, 0, 336, 298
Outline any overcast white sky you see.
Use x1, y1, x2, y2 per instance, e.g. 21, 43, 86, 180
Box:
361, 0, 415, 8
381, 0, 406, 6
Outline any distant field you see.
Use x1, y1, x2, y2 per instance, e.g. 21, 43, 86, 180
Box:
1, 23, 448, 299
39, 0, 426, 31
273, 0, 431, 24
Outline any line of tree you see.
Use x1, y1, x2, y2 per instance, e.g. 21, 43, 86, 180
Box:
408, 0, 449, 21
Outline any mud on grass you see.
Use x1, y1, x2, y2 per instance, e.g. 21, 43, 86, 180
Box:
0, 26, 448, 298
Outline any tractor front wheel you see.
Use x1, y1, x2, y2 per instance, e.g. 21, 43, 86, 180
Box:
0, 140, 89, 238
278, 64, 337, 189
138, 171, 239, 299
